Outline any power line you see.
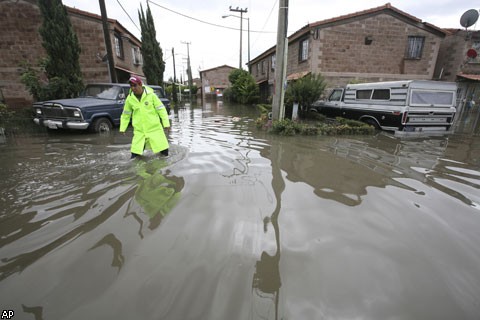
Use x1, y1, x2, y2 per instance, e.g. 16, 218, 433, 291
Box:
147, 0, 274, 34
116, 0, 140, 32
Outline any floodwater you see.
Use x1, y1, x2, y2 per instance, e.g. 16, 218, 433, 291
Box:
1, 102, 480, 320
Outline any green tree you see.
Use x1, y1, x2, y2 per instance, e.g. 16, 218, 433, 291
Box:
21, 0, 83, 101
139, 3, 165, 85
227, 69, 259, 104
285, 73, 327, 116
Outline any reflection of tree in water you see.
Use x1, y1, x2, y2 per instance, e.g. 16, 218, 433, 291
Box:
252, 143, 284, 320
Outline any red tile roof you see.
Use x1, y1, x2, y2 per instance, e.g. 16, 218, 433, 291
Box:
458, 73, 480, 81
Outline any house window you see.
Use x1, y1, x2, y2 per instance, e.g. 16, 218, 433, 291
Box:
271, 54, 276, 70
114, 34, 124, 59
261, 60, 265, 74
299, 38, 309, 62
132, 47, 143, 65
406, 36, 424, 59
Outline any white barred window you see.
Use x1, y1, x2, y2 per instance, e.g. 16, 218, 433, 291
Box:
132, 47, 143, 65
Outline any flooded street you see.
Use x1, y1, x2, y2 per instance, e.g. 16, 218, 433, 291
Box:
1, 102, 480, 320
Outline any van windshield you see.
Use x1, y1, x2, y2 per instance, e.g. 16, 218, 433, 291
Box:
411, 90, 454, 106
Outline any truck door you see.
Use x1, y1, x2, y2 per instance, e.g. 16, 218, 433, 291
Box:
323, 88, 344, 117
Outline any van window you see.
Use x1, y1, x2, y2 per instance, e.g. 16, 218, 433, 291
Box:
372, 89, 390, 100
411, 90, 454, 106
356, 90, 372, 99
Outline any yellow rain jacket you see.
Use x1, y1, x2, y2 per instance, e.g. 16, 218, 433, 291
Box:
120, 86, 170, 155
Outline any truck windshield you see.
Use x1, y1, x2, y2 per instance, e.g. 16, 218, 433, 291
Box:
411, 90, 454, 106
329, 89, 343, 101
82, 85, 121, 100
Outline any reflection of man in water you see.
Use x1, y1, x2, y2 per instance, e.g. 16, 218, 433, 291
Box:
134, 159, 183, 229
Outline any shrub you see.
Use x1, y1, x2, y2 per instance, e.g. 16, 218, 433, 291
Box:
228, 69, 259, 105
284, 73, 327, 116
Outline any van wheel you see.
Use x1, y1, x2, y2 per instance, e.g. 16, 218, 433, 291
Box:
363, 118, 380, 130
90, 117, 112, 133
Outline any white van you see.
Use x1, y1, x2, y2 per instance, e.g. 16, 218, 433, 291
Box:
311, 80, 457, 133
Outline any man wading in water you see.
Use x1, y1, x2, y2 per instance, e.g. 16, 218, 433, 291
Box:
120, 76, 170, 159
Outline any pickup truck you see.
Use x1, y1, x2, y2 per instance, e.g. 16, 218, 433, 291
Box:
310, 80, 457, 133
33, 83, 170, 133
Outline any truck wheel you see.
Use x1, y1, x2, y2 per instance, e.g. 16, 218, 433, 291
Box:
363, 118, 380, 130
90, 117, 112, 133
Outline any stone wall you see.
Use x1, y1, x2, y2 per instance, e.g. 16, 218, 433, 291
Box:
250, 11, 444, 99
0, 0, 45, 108
310, 13, 441, 88
0, 0, 143, 109
200, 66, 236, 96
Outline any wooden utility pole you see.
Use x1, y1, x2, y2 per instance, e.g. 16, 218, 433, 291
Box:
99, 0, 117, 83
272, 0, 288, 120
172, 47, 178, 104
181, 41, 193, 101
229, 6, 247, 69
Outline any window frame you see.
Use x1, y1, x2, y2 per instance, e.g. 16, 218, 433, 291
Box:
299, 38, 309, 62
132, 46, 143, 65
114, 34, 124, 59
406, 36, 425, 60
355, 89, 391, 101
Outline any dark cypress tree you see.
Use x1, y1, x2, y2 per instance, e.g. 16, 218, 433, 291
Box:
21, 0, 83, 100
138, 4, 165, 85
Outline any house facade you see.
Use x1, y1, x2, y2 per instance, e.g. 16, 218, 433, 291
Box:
0, 0, 144, 109
199, 65, 237, 100
249, 3, 447, 103
435, 29, 480, 111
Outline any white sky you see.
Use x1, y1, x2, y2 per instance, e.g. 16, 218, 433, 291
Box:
61, 0, 479, 80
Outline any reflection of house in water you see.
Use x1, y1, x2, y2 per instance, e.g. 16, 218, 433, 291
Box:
258, 134, 451, 206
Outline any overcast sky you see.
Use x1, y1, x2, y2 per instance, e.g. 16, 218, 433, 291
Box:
61, 0, 478, 80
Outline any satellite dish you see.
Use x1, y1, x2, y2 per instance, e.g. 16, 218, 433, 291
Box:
460, 9, 479, 28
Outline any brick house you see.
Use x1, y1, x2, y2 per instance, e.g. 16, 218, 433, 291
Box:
0, 0, 144, 109
248, 3, 447, 103
199, 65, 237, 99
435, 29, 480, 111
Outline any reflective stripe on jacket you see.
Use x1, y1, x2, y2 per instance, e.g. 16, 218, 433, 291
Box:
120, 86, 170, 154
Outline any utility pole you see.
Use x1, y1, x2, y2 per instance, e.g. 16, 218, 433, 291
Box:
272, 0, 288, 121
99, 0, 117, 83
181, 41, 193, 101
172, 48, 178, 104
229, 6, 247, 69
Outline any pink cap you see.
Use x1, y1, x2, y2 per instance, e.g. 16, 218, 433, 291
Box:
128, 76, 142, 85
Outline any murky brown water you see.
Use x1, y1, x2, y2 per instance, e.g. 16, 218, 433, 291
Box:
1, 102, 480, 320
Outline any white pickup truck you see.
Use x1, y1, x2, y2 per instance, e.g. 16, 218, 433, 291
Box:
311, 80, 457, 133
